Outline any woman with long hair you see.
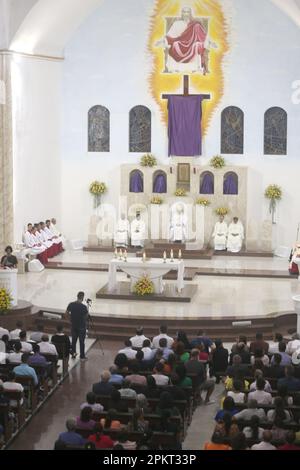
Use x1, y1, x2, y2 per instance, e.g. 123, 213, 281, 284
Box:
88, 423, 115, 449
267, 397, 292, 423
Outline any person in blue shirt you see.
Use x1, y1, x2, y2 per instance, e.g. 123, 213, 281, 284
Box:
13, 353, 38, 386
278, 365, 300, 391
215, 396, 238, 421
108, 365, 124, 385
58, 419, 86, 446
190, 330, 215, 353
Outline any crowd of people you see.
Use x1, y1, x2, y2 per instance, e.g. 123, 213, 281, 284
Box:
54, 327, 300, 451
23, 218, 64, 265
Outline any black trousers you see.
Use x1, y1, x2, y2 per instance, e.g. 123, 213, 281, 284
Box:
71, 327, 86, 359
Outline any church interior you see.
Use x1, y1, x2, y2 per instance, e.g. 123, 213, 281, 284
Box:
1, 0, 300, 453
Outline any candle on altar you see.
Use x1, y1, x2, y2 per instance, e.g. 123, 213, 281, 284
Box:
124, 250, 128, 262
119, 249, 122, 259
178, 249, 182, 260
114, 248, 118, 258
163, 250, 167, 263
143, 252, 146, 262
170, 249, 174, 261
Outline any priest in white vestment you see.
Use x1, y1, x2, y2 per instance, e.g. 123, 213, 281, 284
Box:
212, 216, 228, 251
24, 226, 48, 264
169, 203, 187, 243
115, 214, 130, 248
50, 218, 66, 246
130, 213, 146, 248
227, 217, 244, 253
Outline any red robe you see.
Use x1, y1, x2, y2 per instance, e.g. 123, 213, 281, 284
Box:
167, 20, 207, 64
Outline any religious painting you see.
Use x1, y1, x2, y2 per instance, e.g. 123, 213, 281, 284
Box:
148, 0, 229, 136
221, 106, 244, 154
88, 105, 110, 152
177, 163, 191, 184
264, 107, 287, 155
129, 106, 151, 153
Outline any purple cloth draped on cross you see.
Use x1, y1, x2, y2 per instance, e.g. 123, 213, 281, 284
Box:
200, 173, 214, 194
223, 174, 238, 195
153, 174, 167, 193
168, 95, 204, 157
130, 171, 143, 193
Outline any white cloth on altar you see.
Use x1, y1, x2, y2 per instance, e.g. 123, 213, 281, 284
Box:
115, 218, 130, 247
169, 205, 187, 242
130, 219, 146, 247
212, 221, 228, 251
227, 222, 244, 253
108, 258, 185, 294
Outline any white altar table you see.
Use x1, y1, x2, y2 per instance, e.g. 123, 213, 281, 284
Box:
0, 268, 18, 307
108, 258, 185, 294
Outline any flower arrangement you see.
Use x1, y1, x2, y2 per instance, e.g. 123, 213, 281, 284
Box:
196, 197, 211, 207
265, 184, 282, 223
0, 288, 12, 315
210, 155, 226, 169
89, 181, 107, 208
133, 276, 155, 296
175, 188, 187, 197
140, 154, 157, 167
215, 207, 229, 216
150, 196, 163, 205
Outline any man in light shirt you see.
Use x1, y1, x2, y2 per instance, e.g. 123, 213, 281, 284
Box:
251, 430, 277, 450
30, 324, 45, 343
268, 333, 283, 355
19, 331, 33, 353
10, 321, 23, 340
3, 372, 24, 408
142, 339, 156, 362
248, 377, 272, 405
39, 335, 58, 356
7, 342, 23, 364
130, 327, 150, 349
119, 379, 137, 399
234, 399, 266, 422
118, 339, 137, 360
287, 333, 300, 355
152, 362, 169, 386
152, 325, 174, 349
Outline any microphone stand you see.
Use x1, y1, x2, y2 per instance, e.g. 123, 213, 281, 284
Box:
86, 301, 104, 356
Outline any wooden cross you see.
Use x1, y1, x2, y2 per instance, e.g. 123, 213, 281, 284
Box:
162, 75, 211, 100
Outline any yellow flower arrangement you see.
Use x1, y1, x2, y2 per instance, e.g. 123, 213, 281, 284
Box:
140, 154, 157, 167
215, 207, 229, 216
89, 181, 107, 208
196, 198, 211, 207
175, 188, 187, 197
133, 276, 155, 296
0, 288, 12, 315
150, 196, 163, 205
264, 184, 282, 201
210, 155, 226, 169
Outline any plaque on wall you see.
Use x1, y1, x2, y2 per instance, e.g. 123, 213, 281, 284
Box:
129, 105, 151, 153
88, 105, 110, 152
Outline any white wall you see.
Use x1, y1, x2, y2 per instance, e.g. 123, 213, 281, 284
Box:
59, 0, 300, 246
12, 55, 62, 243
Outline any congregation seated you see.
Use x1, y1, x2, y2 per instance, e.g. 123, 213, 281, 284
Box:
100, 409, 122, 431
227, 379, 246, 404
269, 333, 283, 355
119, 379, 137, 399
277, 431, 300, 450
87, 423, 115, 449
190, 329, 215, 353
10, 321, 23, 341
158, 338, 173, 361
250, 430, 277, 450
204, 431, 232, 451
118, 339, 137, 360
108, 389, 128, 413
108, 365, 124, 385
172, 330, 190, 351
267, 397, 292, 424
128, 408, 149, 433
39, 335, 58, 356
19, 331, 33, 353
113, 429, 137, 450
2, 372, 24, 408
273, 341, 292, 366
7, 341, 22, 364
265, 353, 285, 378
58, 419, 86, 446
152, 362, 169, 386
28, 343, 48, 367
215, 397, 238, 421
51, 324, 71, 359
126, 362, 147, 387
287, 333, 300, 355
30, 324, 45, 343
130, 327, 150, 349
173, 341, 189, 363
250, 349, 269, 367
248, 377, 272, 405
249, 370, 272, 393
278, 365, 300, 391
92, 371, 115, 396
81, 392, 104, 413
250, 332, 269, 355
230, 342, 251, 365
76, 407, 96, 431
234, 399, 266, 422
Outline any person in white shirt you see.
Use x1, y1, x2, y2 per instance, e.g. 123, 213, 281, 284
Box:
249, 370, 272, 393
226, 217, 244, 253
234, 399, 266, 422
142, 339, 156, 362
50, 218, 66, 246
268, 333, 283, 355
115, 214, 130, 248
248, 377, 272, 405
266, 397, 292, 423
19, 331, 33, 353
152, 325, 174, 349
7, 342, 23, 364
118, 340, 137, 360
151, 362, 169, 386
10, 321, 23, 340
0, 326, 9, 340
39, 335, 58, 356
227, 380, 245, 403
287, 333, 300, 355
30, 324, 45, 343
130, 328, 150, 349
212, 215, 228, 251
251, 430, 277, 450
3, 372, 24, 408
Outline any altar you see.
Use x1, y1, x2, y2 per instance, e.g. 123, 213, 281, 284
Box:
0, 268, 18, 307
108, 257, 185, 294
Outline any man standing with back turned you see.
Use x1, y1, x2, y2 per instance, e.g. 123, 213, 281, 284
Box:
66, 292, 89, 361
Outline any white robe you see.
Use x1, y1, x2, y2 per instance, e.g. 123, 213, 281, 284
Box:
213, 222, 228, 251
24, 232, 46, 255
36, 230, 52, 249
227, 222, 244, 253
115, 219, 130, 247
50, 223, 66, 245
170, 212, 187, 242
131, 219, 146, 247
44, 226, 61, 245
